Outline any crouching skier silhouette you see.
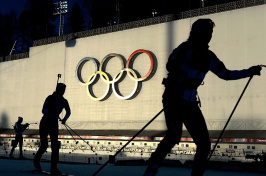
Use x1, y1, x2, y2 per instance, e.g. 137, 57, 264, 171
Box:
143, 19, 261, 176
34, 83, 71, 175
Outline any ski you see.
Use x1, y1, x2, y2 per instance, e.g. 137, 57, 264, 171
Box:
39, 170, 74, 176
21, 170, 74, 176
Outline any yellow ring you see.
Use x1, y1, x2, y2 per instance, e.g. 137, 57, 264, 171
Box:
86, 71, 110, 101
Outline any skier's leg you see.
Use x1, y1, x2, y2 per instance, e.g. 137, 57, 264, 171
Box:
10, 147, 15, 157
9, 145, 16, 158
184, 103, 210, 176
147, 115, 182, 164
18, 136, 24, 158
144, 97, 183, 175
50, 124, 60, 174
10, 136, 18, 158
34, 120, 48, 171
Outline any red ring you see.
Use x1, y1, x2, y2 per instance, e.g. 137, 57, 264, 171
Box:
126, 49, 154, 81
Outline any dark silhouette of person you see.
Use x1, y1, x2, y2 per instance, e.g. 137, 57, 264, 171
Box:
9, 116, 29, 159
34, 83, 71, 174
143, 19, 262, 176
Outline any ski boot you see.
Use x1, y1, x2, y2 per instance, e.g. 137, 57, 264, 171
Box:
50, 168, 62, 175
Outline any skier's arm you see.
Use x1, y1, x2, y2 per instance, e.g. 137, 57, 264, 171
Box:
21, 123, 29, 132
61, 100, 71, 124
42, 96, 51, 115
209, 54, 250, 80
16, 123, 29, 133
166, 48, 180, 73
165, 43, 189, 82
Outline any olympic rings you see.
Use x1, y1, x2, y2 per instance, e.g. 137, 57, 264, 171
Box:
86, 71, 110, 101
126, 49, 154, 81
100, 53, 125, 84
75, 57, 98, 85
112, 68, 139, 100
75, 49, 155, 101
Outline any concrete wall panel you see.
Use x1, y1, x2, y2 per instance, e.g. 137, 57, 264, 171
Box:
1, 5, 266, 132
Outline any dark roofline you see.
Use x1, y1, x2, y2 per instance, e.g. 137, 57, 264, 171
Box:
0, 52, 29, 63
32, 0, 266, 47
0, 1, 265, 63
0, 0, 264, 64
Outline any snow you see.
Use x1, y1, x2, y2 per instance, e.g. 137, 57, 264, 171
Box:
1, 158, 266, 176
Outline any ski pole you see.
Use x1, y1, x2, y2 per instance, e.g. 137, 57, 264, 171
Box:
56, 74, 62, 90
64, 124, 79, 145
208, 76, 253, 161
92, 108, 164, 176
64, 124, 94, 150
57, 74, 61, 85
62, 122, 95, 152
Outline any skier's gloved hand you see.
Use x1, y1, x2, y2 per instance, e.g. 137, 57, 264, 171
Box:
61, 119, 66, 125
249, 65, 261, 76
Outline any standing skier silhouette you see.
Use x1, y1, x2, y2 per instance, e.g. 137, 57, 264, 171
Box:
143, 18, 261, 176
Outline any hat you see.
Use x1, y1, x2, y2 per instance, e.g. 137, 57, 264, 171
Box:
56, 83, 66, 96
191, 19, 215, 33
18, 116, 23, 122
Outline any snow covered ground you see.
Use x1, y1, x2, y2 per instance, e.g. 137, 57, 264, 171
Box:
1, 158, 266, 176
1, 145, 266, 176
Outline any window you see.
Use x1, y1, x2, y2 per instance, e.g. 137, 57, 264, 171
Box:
97, 142, 100, 144
234, 146, 237, 149
144, 143, 147, 146
181, 144, 184, 147
120, 142, 122, 145
108, 142, 111, 145
217, 145, 220, 148
132, 143, 134, 145
252, 146, 255, 149
186, 144, 189, 147
247, 146, 250, 149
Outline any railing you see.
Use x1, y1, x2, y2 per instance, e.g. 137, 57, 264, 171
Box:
0, 52, 29, 63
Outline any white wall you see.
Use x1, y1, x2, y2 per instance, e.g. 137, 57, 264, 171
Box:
0, 5, 266, 131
